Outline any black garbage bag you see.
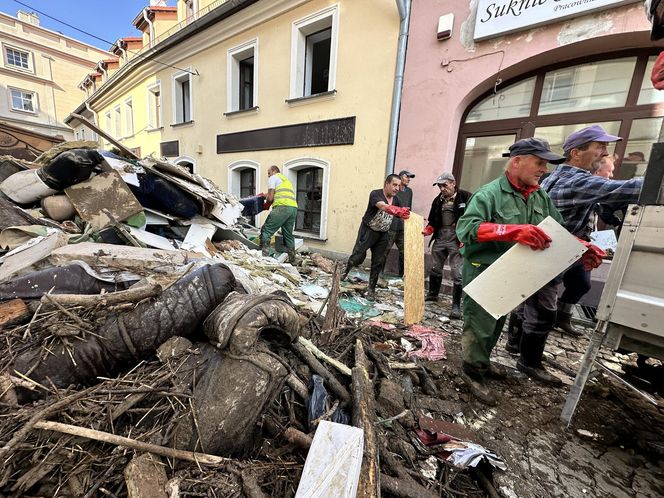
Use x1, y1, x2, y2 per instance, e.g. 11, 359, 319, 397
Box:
306, 374, 350, 431
171, 342, 289, 457
36, 149, 103, 190
130, 172, 200, 218
12, 263, 237, 402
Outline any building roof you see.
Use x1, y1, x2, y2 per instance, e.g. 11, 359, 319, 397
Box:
132, 5, 178, 29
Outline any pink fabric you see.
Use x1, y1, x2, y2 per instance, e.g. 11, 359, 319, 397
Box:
405, 324, 447, 361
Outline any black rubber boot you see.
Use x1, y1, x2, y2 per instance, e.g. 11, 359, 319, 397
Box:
505, 313, 523, 354
426, 274, 442, 302
287, 249, 297, 265
449, 284, 462, 319
260, 238, 270, 257
461, 363, 497, 406
517, 333, 562, 387
341, 263, 352, 281
554, 302, 583, 337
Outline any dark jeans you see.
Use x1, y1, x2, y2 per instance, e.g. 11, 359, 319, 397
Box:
559, 261, 592, 305
384, 229, 405, 276
347, 223, 389, 289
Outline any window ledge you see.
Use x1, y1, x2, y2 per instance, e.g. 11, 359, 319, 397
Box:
294, 231, 327, 242
10, 108, 37, 116
171, 120, 194, 128
147, 126, 163, 133
223, 106, 259, 117
285, 90, 337, 106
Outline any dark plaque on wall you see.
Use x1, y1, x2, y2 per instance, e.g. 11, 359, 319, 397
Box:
160, 140, 179, 157
217, 117, 356, 153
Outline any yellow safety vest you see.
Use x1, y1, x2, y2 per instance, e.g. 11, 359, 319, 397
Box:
272, 173, 298, 208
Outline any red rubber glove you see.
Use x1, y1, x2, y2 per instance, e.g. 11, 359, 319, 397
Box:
477, 222, 551, 250
385, 205, 410, 219
422, 224, 434, 236
578, 239, 606, 271
263, 201, 271, 210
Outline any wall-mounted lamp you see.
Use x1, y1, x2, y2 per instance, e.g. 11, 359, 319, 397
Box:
437, 13, 454, 41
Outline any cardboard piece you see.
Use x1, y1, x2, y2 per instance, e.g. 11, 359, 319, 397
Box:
294, 421, 364, 498
127, 227, 177, 251
65, 171, 143, 230
463, 216, 586, 319
404, 213, 425, 325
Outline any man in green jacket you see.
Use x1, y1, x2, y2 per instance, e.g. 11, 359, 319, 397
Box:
455, 138, 603, 405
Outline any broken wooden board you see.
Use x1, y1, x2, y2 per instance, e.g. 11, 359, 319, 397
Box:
463, 216, 586, 319
49, 242, 203, 274
0, 299, 29, 327
294, 420, 364, 498
404, 212, 425, 325
65, 171, 143, 230
124, 453, 168, 498
0, 231, 69, 282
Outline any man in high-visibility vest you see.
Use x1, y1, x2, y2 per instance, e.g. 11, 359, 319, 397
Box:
260, 165, 298, 264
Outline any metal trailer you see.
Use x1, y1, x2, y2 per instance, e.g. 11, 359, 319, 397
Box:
561, 142, 664, 425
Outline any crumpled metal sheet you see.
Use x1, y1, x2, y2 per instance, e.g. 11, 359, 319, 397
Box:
203, 291, 301, 355
13, 263, 237, 402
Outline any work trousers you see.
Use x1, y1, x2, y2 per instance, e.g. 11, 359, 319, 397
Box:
348, 223, 389, 290
559, 260, 592, 305
384, 229, 405, 276
430, 235, 462, 285
462, 261, 558, 369
260, 206, 297, 250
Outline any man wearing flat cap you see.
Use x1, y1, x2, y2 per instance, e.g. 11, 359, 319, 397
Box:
541, 125, 644, 336
456, 138, 604, 404
382, 170, 415, 277
423, 172, 472, 319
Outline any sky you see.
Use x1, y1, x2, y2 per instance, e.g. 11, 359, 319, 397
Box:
0, 0, 176, 51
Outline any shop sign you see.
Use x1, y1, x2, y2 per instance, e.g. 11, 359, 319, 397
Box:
474, 0, 637, 41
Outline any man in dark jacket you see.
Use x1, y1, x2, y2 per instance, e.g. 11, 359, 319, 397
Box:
423, 172, 472, 319
383, 170, 414, 276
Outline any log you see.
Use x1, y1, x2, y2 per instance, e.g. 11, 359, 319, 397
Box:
283, 427, 313, 449
34, 420, 231, 466
0, 298, 29, 327
380, 474, 438, 498
298, 336, 351, 376
291, 341, 351, 402
322, 263, 341, 343
352, 340, 380, 498
41, 284, 162, 307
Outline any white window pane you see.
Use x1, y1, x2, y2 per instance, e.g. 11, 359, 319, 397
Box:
637, 56, 664, 105
459, 135, 516, 192
465, 78, 535, 123
618, 117, 664, 180
539, 58, 636, 115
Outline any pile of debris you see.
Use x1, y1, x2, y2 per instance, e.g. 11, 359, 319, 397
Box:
0, 143, 502, 497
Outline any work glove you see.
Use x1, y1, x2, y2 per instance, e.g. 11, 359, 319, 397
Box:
263, 201, 272, 210
385, 205, 410, 219
476, 222, 551, 250
578, 239, 607, 271
422, 224, 434, 236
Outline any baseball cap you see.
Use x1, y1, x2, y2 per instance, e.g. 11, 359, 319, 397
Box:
432, 172, 455, 185
562, 125, 622, 153
398, 170, 415, 178
502, 137, 566, 164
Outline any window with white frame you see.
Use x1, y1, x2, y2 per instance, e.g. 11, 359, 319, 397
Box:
147, 82, 162, 128
227, 40, 258, 113
9, 88, 36, 113
228, 161, 260, 226
5, 46, 31, 70
285, 158, 329, 239
114, 106, 121, 137
290, 5, 338, 99
124, 98, 134, 136
105, 111, 111, 133
173, 71, 192, 124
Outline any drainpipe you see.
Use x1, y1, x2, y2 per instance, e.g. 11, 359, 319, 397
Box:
386, 0, 411, 177
97, 63, 107, 82
119, 44, 128, 64
143, 8, 154, 47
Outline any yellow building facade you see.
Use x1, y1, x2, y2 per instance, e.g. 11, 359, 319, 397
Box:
69, 0, 401, 256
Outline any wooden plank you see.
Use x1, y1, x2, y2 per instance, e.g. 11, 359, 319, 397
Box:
463, 216, 586, 319
65, 171, 143, 230
0, 299, 29, 327
404, 212, 425, 325
70, 113, 140, 160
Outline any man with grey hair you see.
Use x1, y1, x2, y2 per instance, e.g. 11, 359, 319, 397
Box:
423, 172, 472, 319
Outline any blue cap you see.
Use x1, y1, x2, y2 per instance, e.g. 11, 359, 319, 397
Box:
563, 125, 622, 154
501, 137, 565, 164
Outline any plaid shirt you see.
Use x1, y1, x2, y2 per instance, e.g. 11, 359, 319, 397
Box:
540, 164, 643, 237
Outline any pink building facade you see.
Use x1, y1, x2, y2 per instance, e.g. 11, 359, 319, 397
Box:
396, 0, 663, 219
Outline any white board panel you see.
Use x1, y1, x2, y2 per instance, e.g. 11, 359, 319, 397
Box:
463, 216, 586, 319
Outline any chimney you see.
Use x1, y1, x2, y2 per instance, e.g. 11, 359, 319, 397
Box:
17, 10, 40, 26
